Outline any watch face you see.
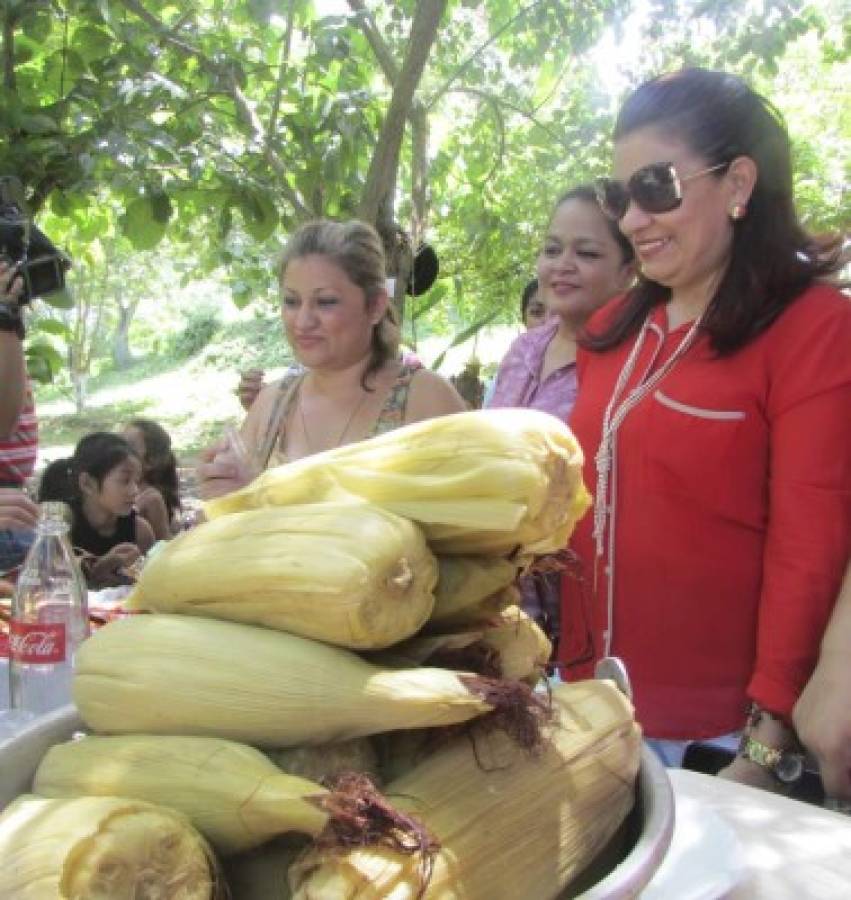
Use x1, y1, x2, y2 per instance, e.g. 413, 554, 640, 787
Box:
775, 752, 804, 784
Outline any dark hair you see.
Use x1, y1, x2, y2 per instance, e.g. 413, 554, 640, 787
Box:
38, 433, 138, 505
585, 68, 843, 354
127, 418, 181, 522
521, 278, 539, 319
552, 185, 635, 266
278, 219, 399, 390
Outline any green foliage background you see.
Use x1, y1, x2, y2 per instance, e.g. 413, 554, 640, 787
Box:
0, 0, 847, 400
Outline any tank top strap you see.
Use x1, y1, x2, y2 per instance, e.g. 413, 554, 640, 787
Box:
257, 371, 305, 471
372, 362, 421, 436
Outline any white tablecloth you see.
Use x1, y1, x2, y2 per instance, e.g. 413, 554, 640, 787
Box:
646, 769, 851, 899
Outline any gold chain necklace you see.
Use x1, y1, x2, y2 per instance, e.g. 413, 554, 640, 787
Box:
298, 382, 370, 454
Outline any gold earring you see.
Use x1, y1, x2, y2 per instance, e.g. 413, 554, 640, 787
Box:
730, 203, 747, 221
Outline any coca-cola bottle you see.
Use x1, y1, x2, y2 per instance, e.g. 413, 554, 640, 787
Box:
9, 501, 89, 717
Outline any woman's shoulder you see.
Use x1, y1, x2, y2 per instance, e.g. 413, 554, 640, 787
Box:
585, 293, 633, 333
404, 366, 467, 420
767, 283, 851, 345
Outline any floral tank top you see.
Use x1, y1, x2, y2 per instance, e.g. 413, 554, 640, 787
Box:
257, 363, 421, 469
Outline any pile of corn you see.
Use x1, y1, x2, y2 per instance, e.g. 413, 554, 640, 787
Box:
0, 409, 642, 899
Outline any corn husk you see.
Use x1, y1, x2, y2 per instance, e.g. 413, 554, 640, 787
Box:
0, 794, 215, 899
379, 607, 550, 685
479, 606, 551, 684
204, 409, 591, 557
266, 738, 382, 788
73, 615, 519, 747
126, 502, 437, 650
33, 734, 329, 856
290, 680, 641, 899
429, 555, 521, 628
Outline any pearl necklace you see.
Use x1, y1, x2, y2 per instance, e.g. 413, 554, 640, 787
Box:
593, 313, 704, 559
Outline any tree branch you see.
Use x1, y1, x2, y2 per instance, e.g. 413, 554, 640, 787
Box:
346, 0, 400, 84
357, 0, 447, 231
116, 0, 312, 218
266, 0, 296, 146
425, 0, 554, 110
2, 7, 17, 91
449, 85, 568, 147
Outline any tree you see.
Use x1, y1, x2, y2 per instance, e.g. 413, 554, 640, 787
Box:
1, 0, 847, 385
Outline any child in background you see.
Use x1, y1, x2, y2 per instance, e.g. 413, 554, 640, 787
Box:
38, 433, 154, 588
122, 418, 181, 540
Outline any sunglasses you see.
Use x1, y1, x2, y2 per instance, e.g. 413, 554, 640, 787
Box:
596, 161, 728, 221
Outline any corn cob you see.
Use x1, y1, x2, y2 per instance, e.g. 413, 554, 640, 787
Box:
266, 738, 382, 787
290, 679, 641, 899
33, 734, 329, 856
73, 614, 531, 747
0, 794, 216, 899
126, 502, 437, 650
205, 409, 591, 557
429, 555, 521, 628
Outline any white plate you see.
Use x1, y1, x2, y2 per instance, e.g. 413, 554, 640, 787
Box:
641, 793, 745, 899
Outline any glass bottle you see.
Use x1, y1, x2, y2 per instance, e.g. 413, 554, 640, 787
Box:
9, 501, 89, 717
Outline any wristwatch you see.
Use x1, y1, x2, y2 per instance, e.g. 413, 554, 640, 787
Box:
738, 732, 805, 784
0, 300, 24, 339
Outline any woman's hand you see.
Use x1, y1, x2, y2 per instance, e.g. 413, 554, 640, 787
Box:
0, 488, 38, 530
717, 755, 787, 793
196, 432, 257, 500
793, 649, 851, 800
717, 708, 798, 794
237, 368, 265, 411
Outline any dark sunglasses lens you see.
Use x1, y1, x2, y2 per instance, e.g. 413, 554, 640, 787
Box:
631, 164, 680, 214
596, 179, 629, 220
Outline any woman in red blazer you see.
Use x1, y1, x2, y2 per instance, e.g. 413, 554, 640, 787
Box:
561, 68, 851, 790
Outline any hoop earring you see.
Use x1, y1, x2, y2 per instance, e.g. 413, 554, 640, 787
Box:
730, 203, 747, 221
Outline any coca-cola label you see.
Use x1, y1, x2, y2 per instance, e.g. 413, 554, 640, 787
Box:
0, 631, 8, 659
10, 621, 66, 664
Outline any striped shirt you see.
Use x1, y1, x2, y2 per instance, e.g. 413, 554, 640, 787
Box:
0, 378, 38, 486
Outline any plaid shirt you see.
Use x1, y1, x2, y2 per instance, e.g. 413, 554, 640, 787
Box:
0, 378, 38, 486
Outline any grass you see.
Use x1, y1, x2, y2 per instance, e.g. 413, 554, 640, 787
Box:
35, 314, 295, 466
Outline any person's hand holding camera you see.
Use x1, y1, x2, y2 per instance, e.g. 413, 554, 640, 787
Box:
0, 260, 25, 339
0, 260, 23, 301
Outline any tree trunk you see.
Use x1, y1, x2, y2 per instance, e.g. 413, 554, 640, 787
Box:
358, 0, 447, 287
112, 303, 136, 369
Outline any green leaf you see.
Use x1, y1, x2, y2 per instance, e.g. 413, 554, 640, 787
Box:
430, 310, 500, 371
33, 318, 70, 337
71, 25, 114, 64
25, 340, 64, 382
151, 192, 173, 224
121, 197, 168, 250
40, 287, 75, 310
237, 189, 278, 241
19, 113, 60, 135
412, 282, 448, 321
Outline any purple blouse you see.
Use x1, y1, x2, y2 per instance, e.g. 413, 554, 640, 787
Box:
487, 320, 577, 421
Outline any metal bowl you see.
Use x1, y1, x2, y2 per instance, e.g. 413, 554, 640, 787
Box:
0, 706, 675, 897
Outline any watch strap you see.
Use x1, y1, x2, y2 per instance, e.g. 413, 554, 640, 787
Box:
738, 732, 805, 784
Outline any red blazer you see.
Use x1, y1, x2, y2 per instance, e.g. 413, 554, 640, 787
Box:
561, 284, 851, 740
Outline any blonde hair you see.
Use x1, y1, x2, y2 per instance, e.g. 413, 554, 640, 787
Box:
278, 219, 401, 389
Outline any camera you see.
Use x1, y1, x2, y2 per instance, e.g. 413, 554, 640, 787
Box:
0, 175, 71, 304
